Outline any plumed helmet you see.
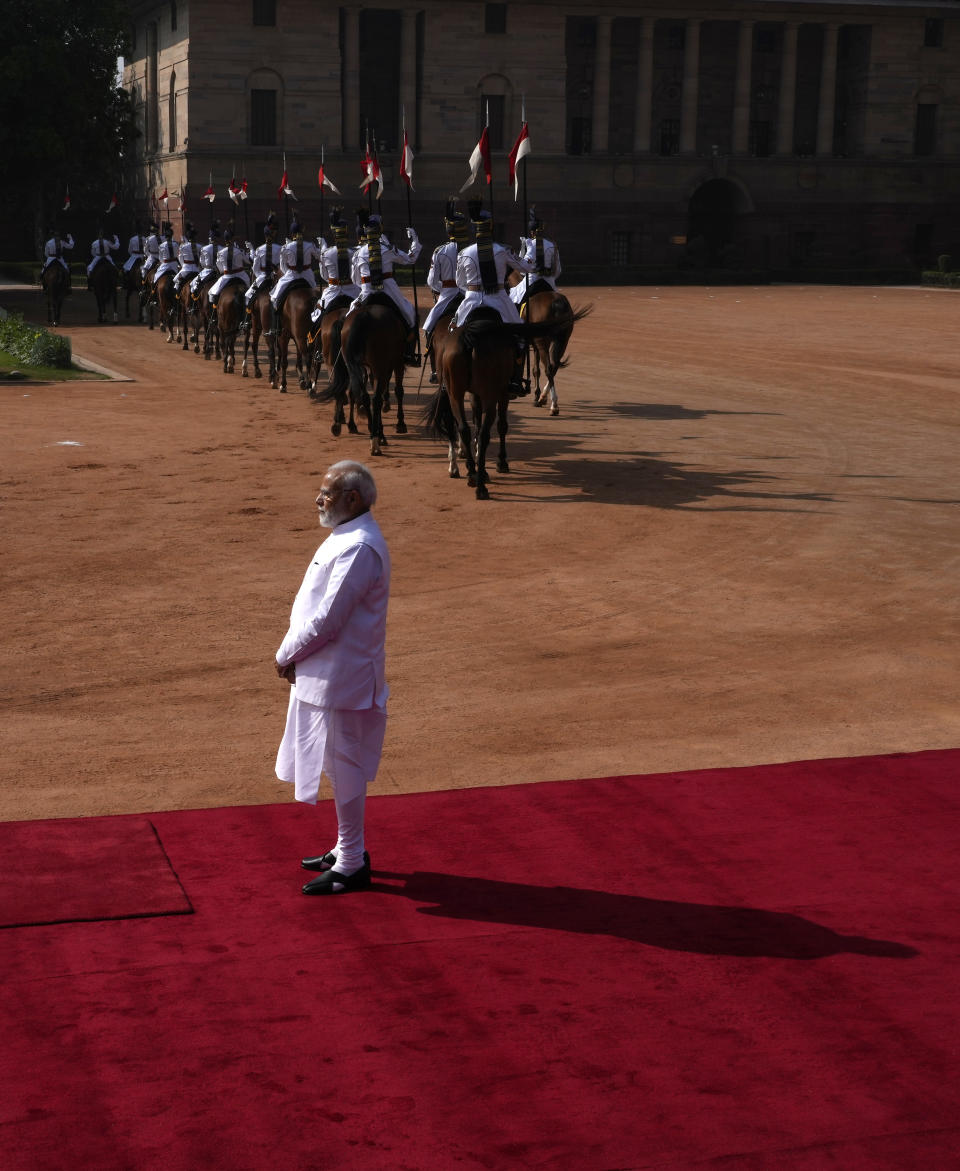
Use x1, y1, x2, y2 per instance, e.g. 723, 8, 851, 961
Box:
290, 215, 303, 238
367, 214, 383, 234
184, 220, 196, 240
444, 197, 468, 239
264, 211, 278, 239
528, 206, 544, 234
149, 221, 159, 233
355, 207, 369, 239
209, 219, 221, 241
162, 222, 173, 237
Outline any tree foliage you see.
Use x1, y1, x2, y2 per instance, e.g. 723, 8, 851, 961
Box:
0, 0, 134, 249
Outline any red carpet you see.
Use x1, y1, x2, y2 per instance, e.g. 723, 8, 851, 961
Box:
2, 750, 958, 1169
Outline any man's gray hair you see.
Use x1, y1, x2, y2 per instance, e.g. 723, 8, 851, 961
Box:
329, 460, 377, 508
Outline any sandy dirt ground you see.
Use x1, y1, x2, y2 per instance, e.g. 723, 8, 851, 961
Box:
1, 279, 958, 822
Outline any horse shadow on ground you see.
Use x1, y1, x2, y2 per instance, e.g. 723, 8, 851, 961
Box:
602, 401, 782, 423
374, 871, 917, 961
489, 448, 835, 511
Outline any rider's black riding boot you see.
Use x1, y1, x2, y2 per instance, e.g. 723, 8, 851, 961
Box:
404, 329, 421, 367
243, 306, 252, 334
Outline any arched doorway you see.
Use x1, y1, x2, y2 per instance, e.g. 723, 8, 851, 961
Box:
687, 179, 750, 266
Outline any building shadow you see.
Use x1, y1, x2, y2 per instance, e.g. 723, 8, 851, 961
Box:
373, 871, 917, 961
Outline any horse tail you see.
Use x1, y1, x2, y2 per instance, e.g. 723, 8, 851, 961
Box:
421, 384, 455, 440
313, 318, 349, 404
548, 295, 576, 376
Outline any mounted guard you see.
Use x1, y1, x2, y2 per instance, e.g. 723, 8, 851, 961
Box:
344, 210, 421, 366
422, 199, 469, 378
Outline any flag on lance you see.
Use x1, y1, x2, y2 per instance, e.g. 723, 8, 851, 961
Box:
228, 178, 241, 204
203, 176, 216, 203
239, 178, 248, 200
62, 185, 71, 212
400, 128, 415, 191
460, 124, 491, 192
359, 141, 383, 198
278, 171, 297, 200
318, 147, 341, 194
159, 187, 169, 208
508, 122, 531, 200
105, 192, 118, 213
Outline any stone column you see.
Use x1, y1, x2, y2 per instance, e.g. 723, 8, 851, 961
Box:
776, 21, 801, 156
341, 7, 360, 152
400, 8, 417, 147
680, 18, 701, 155
633, 17, 654, 153
732, 20, 755, 154
592, 15, 612, 153
816, 22, 840, 157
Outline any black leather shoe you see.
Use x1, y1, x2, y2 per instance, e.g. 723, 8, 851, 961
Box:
302, 861, 372, 895
301, 849, 369, 873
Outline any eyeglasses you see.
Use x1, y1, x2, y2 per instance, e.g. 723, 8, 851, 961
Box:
317, 487, 341, 501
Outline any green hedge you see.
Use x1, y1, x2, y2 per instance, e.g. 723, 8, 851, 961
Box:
0, 312, 72, 368
922, 270, 960, 289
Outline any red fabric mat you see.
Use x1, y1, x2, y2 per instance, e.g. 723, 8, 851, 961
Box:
0, 817, 192, 927
2, 749, 958, 1169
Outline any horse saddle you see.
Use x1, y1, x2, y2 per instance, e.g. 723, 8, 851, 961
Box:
364, 291, 409, 330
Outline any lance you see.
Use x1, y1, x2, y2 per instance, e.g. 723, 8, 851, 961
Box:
240, 168, 250, 246
282, 151, 290, 237
486, 101, 495, 240
319, 145, 326, 247
401, 107, 420, 352
207, 171, 214, 231
365, 122, 374, 213
521, 97, 531, 389
373, 131, 382, 219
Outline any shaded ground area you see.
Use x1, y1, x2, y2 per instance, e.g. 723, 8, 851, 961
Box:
1, 281, 958, 820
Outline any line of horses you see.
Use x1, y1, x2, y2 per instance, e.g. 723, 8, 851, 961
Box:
44, 259, 588, 501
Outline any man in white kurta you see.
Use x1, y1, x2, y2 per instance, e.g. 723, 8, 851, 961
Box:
275, 461, 390, 895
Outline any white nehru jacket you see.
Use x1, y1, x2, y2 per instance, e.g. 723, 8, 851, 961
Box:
276, 512, 390, 711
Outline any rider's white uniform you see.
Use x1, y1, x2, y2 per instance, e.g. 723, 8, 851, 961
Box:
142, 232, 161, 278
508, 236, 561, 304
209, 241, 251, 299
346, 231, 421, 329
269, 238, 321, 307
310, 241, 362, 324
42, 234, 74, 272
245, 241, 283, 303
153, 236, 180, 283
422, 239, 461, 334
452, 242, 535, 328
123, 234, 146, 273
86, 234, 120, 276
174, 239, 200, 289
191, 240, 220, 293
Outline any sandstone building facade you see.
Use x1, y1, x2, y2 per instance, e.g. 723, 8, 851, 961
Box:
124, 0, 960, 276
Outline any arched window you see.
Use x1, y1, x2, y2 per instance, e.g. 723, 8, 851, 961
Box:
168, 70, 177, 151
248, 68, 283, 147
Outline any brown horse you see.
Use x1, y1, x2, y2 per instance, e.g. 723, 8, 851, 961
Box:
423, 306, 589, 500
273, 283, 315, 393
41, 263, 69, 327
194, 276, 221, 361
176, 279, 200, 351
149, 271, 178, 342
89, 260, 118, 324
308, 296, 360, 436
240, 286, 275, 381
122, 258, 146, 323
506, 274, 577, 415
216, 281, 246, 373
315, 295, 407, 455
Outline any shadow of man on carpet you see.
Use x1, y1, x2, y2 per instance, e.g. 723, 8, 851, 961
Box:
375, 872, 918, 961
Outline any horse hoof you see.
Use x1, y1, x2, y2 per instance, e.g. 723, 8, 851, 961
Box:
450, 468, 460, 479
331, 423, 342, 437
476, 485, 490, 501
395, 421, 407, 435
255, 370, 262, 379
467, 474, 477, 488
550, 406, 559, 416
348, 423, 359, 435
497, 461, 510, 473
241, 368, 248, 378
534, 396, 545, 407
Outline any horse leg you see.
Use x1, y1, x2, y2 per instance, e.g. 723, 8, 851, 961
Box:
393, 368, 407, 434
473, 404, 496, 499
278, 334, 288, 392
368, 378, 385, 457
496, 397, 510, 473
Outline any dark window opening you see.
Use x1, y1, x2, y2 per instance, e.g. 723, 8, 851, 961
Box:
482, 94, 505, 151
611, 231, 632, 266
170, 3, 177, 32
659, 118, 680, 157
251, 89, 277, 146
914, 104, 937, 156
485, 4, 507, 35
565, 16, 596, 154
253, 0, 276, 28
924, 19, 944, 49
359, 9, 403, 150
749, 120, 771, 158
